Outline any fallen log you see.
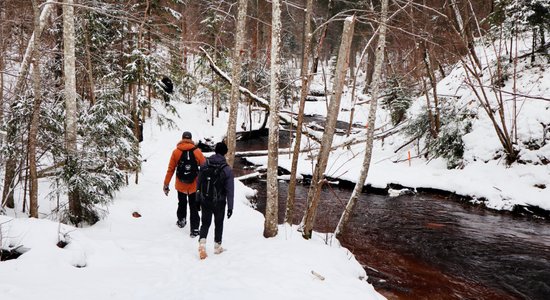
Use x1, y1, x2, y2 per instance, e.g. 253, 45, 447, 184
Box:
199, 47, 322, 144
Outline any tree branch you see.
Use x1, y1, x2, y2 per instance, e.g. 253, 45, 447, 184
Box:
199, 46, 322, 143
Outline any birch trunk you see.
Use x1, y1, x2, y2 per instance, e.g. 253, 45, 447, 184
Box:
285, 0, 313, 225
226, 0, 249, 168
335, 0, 389, 239
12, 0, 54, 97
2, 0, 54, 209
302, 17, 355, 240
423, 47, 440, 133
264, 0, 282, 238
64, 0, 81, 223
0, 0, 4, 123
29, 0, 44, 218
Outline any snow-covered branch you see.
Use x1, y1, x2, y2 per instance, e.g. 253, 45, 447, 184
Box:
199, 46, 322, 144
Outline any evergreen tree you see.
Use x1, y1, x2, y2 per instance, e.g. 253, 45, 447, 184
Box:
382, 76, 412, 125
404, 99, 472, 169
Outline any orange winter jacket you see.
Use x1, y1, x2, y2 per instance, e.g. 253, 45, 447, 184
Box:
164, 139, 206, 194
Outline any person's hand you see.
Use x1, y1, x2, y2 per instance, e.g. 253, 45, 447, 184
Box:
227, 209, 233, 219
163, 185, 170, 196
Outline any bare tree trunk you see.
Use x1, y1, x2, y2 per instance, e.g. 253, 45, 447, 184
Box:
12, 0, 54, 99
363, 47, 375, 92
285, 0, 313, 225
181, 5, 188, 71
133, 0, 148, 182
83, 21, 96, 106
302, 16, 355, 240
211, 68, 215, 126
422, 77, 437, 138
131, 84, 139, 184
1, 138, 15, 209
335, 0, 389, 239
461, 2, 517, 163
28, 0, 44, 218
0, 0, 4, 123
513, 24, 518, 143
423, 46, 440, 134
2, 0, 54, 210
264, 0, 282, 238
447, 0, 481, 70
226, 0, 249, 168
312, 0, 333, 74
64, 0, 81, 224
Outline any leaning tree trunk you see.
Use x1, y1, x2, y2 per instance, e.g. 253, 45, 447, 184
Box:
285, 0, 313, 225
226, 0, 249, 168
302, 16, 355, 240
264, 0, 282, 238
335, 0, 389, 239
28, 0, 44, 218
2, 0, 54, 210
63, 0, 81, 224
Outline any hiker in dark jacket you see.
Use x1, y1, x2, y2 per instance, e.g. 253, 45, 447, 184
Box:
163, 131, 206, 237
197, 142, 234, 259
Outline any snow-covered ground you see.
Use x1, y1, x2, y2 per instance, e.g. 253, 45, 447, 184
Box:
1, 27, 548, 300
247, 34, 550, 214
0, 103, 384, 300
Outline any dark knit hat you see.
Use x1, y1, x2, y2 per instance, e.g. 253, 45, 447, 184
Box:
215, 142, 228, 155
182, 131, 192, 139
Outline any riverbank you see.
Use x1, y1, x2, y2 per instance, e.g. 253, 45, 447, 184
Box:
248, 32, 550, 219
244, 150, 550, 220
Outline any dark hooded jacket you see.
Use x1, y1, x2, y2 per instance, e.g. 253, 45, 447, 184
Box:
198, 153, 235, 210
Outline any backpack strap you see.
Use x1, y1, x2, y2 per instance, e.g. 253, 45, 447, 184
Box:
181, 146, 197, 154
180, 146, 198, 160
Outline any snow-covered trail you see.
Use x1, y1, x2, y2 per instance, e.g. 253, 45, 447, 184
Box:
0, 102, 384, 300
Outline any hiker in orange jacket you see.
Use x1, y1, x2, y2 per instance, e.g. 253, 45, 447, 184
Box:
163, 131, 206, 237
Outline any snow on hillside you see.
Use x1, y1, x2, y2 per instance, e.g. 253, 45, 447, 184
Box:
249, 33, 550, 214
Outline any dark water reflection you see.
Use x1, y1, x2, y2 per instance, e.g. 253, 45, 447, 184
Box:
242, 166, 550, 300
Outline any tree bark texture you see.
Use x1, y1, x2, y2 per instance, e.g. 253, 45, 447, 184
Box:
2, 0, 54, 210
83, 21, 96, 106
335, 0, 389, 239
0, 0, 4, 123
312, 0, 333, 74
226, 0, 249, 168
63, 0, 81, 223
29, 0, 44, 218
423, 47, 440, 134
302, 16, 355, 240
285, 0, 313, 225
264, 0, 281, 238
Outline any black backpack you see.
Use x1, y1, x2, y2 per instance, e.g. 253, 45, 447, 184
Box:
198, 161, 227, 204
176, 147, 198, 183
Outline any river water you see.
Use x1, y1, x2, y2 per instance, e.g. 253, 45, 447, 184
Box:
234, 139, 550, 300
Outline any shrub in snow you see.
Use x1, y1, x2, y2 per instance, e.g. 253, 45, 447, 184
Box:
404, 99, 472, 169
381, 75, 413, 125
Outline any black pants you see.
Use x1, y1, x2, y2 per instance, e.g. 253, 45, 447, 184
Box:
199, 202, 226, 244
177, 192, 200, 232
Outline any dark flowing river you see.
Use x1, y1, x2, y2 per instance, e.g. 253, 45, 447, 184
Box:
234, 137, 550, 300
